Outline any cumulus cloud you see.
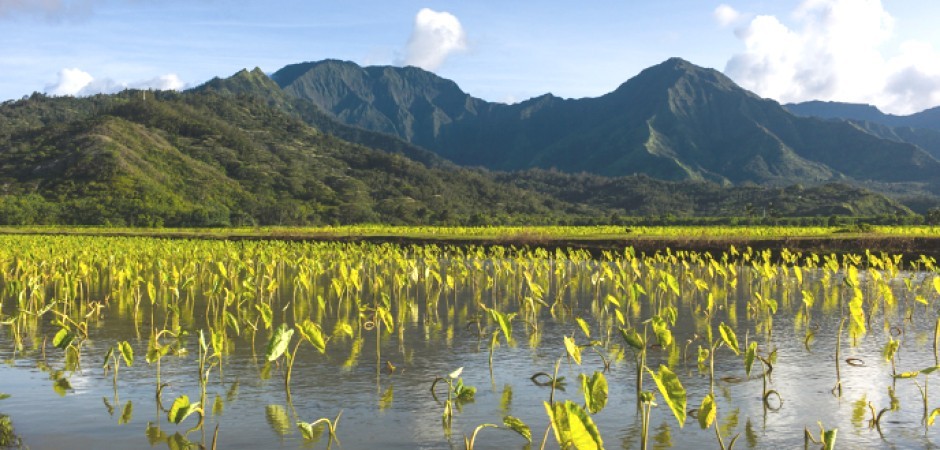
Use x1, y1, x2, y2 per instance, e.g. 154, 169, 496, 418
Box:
45, 68, 185, 97
723, 0, 940, 114
402, 8, 467, 71
713, 4, 741, 27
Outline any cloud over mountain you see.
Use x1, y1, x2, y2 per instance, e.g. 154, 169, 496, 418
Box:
402, 8, 467, 71
44, 68, 184, 96
723, 0, 940, 115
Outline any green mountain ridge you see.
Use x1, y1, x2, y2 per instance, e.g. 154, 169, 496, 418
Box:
0, 60, 925, 226
276, 58, 940, 187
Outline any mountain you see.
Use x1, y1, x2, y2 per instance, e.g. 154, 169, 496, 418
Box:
0, 66, 921, 226
785, 100, 940, 160
275, 58, 940, 186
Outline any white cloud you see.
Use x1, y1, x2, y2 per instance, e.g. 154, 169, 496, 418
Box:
402, 8, 467, 71
713, 4, 741, 27
724, 0, 940, 114
45, 68, 186, 97
45, 67, 94, 95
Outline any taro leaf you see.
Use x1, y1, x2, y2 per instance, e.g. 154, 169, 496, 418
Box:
256, 303, 273, 330
377, 306, 394, 333
265, 404, 291, 435
620, 328, 645, 351
922, 366, 940, 375
719, 322, 740, 355
65, 346, 80, 372
929, 408, 940, 426
119, 341, 134, 367
576, 317, 591, 338
580, 371, 608, 414
698, 393, 716, 429
211, 328, 225, 356
647, 364, 687, 427
849, 288, 866, 337
216, 261, 227, 278
934, 276, 940, 296
297, 421, 325, 442
883, 338, 900, 362
167, 395, 201, 425
488, 308, 514, 343
333, 321, 354, 339
224, 311, 240, 336
822, 428, 837, 450
664, 273, 680, 296
147, 281, 156, 304
651, 316, 673, 348
564, 336, 582, 365
103, 346, 115, 368
503, 415, 532, 442
744, 341, 758, 377
297, 319, 326, 353
53, 327, 74, 349
893, 371, 920, 379
119, 400, 134, 425
448, 367, 464, 379
565, 401, 603, 450
265, 324, 293, 362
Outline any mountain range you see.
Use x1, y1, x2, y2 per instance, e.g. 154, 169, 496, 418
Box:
0, 57, 936, 226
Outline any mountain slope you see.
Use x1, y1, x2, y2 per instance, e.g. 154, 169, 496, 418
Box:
277, 58, 940, 185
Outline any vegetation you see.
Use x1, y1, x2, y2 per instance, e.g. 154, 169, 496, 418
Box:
2, 235, 940, 447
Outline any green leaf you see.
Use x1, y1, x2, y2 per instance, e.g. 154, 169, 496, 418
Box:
0, 393, 10, 400
620, 327, 645, 351
103, 346, 115, 368
119, 400, 134, 425
580, 371, 608, 414
576, 317, 591, 338
448, 367, 464, 379
647, 364, 687, 427
53, 327, 74, 349
564, 336, 582, 365
297, 421, 326, 441
503, 416, 532, 443
377, 306, 394, 333
265, 324, 293, 362
488, 308, 514, 343
565, 401, 603, 450
224, 311, 240, 336
744, 341, 757, 377
256, 303, 273, 330
929, 408, 940, 426
934, 276, 940, 296
822, 428, 837, 450
297, 319, 326, 353
119, 341, 134, 367
698, 393, 716, 429
719, 322, 740, 355
893, 371, 920, 379
167, 395, 201, 424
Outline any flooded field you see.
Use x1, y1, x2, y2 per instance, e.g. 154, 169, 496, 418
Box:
1, 236, 940, 449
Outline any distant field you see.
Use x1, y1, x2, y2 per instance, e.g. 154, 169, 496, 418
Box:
3, 224, 940, 240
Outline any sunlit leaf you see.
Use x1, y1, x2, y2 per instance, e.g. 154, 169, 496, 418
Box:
53, 327, 74, 350
698, 393, 716, 429
576, 317, 591, 338
620, 327, 645, 351
744, 341, 757, 377
564, 336, 582, 365
119, 341, 134, 367
647, 364, 686, 427
719, 322, 740, 355
265, 324, 293, 362
580, 371, 608, 414
297, 319, 326, 353
448, 367, 464, 379
167, 395, 201, 425
503, 415, 532, 442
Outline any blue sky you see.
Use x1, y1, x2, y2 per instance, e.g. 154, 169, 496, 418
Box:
3, 0, 940, 114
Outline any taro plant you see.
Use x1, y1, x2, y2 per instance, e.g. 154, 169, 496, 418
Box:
265, 320, 327, 399
463, 416, 531, 450
543, 400, 603, 450
803, 422, 837, 450
166, 394, 203, 432
102, 341, 134, 389
297, 410, 342, 448
697, 393, 739, 450
430, 367, 476, 429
